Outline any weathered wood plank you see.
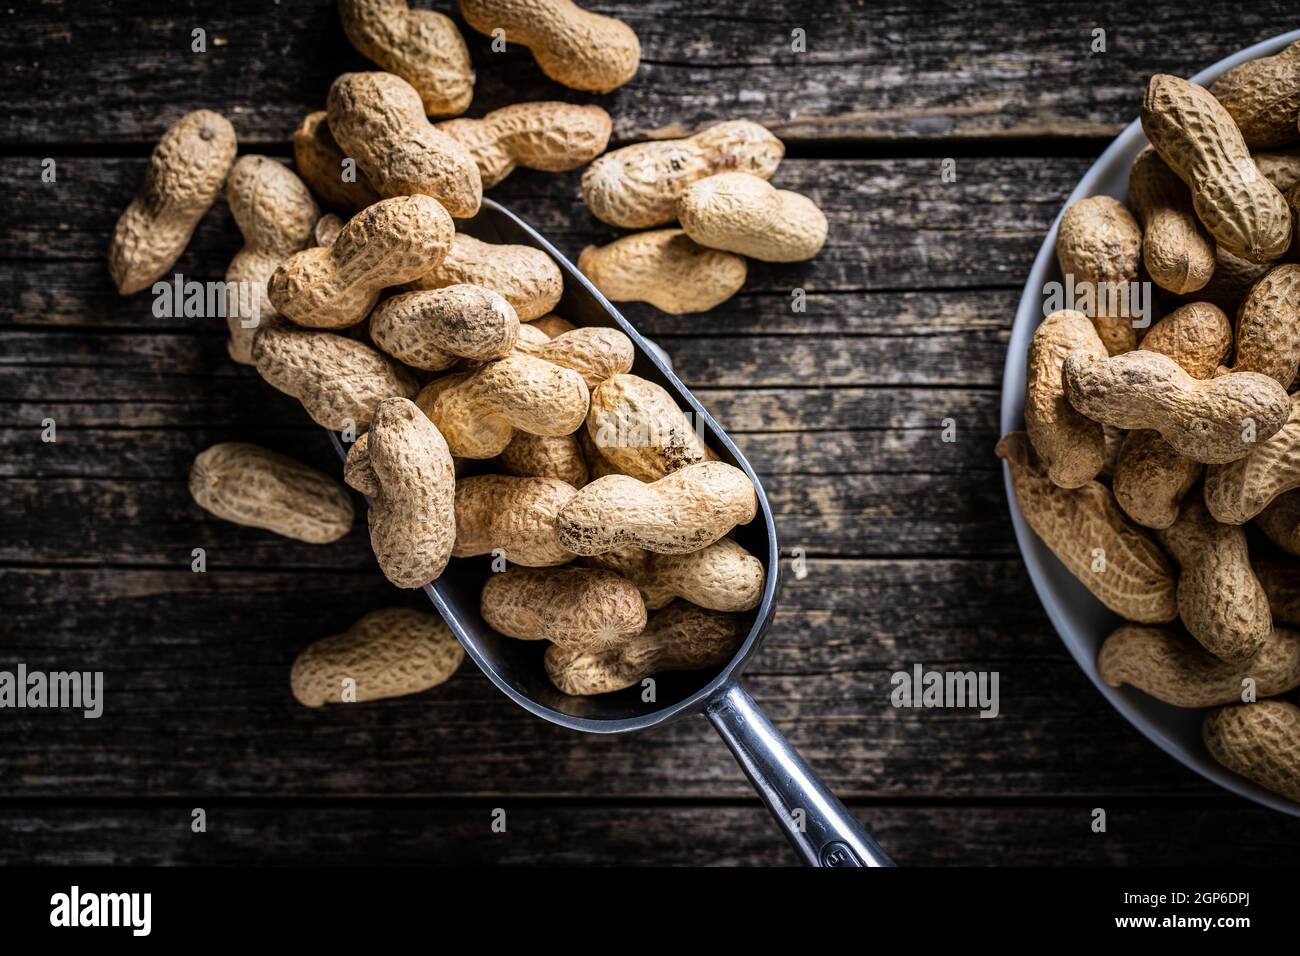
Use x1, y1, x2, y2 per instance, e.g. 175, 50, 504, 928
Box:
5, 802, 1298, 866
2, 1, 1295, 144
0, 156, 1087, 296
0, 563, 1228, 799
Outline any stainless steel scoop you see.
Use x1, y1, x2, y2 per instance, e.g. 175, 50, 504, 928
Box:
333, 197, 893, 867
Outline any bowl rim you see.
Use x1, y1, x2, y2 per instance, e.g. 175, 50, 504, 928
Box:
999, 29, 1300, 817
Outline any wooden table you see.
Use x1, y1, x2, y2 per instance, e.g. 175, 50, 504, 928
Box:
4, 0, 1300, 866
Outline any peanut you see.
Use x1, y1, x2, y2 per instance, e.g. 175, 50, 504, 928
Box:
424, 354, 590, 458
995, 432, 1176, 624
1157, 496, 1271, 662
327, 71, 482, 217
480, 567, 646, 651
437, 102, 611, 188
108, 110, 237, 294
556, 461, 757, 556
1204, 397, 1300, 524
369, 284, 519, 371
253, 321, 417, 430
457, 0, 639, 93
585, 537, 764, 612
587, 373, 713, 481
523, 327, 634, 387
1099, 625, 1300, 707
292, 112, 380, 213
338, 0, 474, 116
677, 172, 828, 263
314, 212, 345, 248
1142, 74, 1291, 264
1255, 557, 1300, 623
1229, 264, 1300, 388
268, 195, 453, 330
532, 314, 576, 338
344, 397, 456, 588
1184, 244, 1272, 314
1112, 430, 1201, 530
1254, 147, 1300, 193
1128, 146, 1216, 294
223, 156, 320, 365
1025, 309, 1108, 488
1257, 494, 1300, 558
579, 229, 746, 315
1209, 40, 1300, 149
1138, 301, 1232, 379
498, 432, 588, 486
189, 442, 353, 544
545, 601, 743, 696
1203, 700, 1300, 803
581, 120, 784, 229
290, 608, 464, 707
1061, 349, 1290, 464
1054, 195, 1143, 354
411, 233, 562, 321
453, 474, 576, 567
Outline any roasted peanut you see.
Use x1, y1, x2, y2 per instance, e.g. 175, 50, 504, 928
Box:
314, 212, 345, 248
579, 229, 747, 314
327, 71, 482, 217
545, 601, 743, 696
108, 110, 237, 294
1138, 301, 1232, 379
524, 327, 634, 387
437, 102, 611, 188
1142, 74, 1291, 264
677, 172, 828, 262
480, 567, 646, 651
1112, 430, 1201, 530
1061, 349, 1290, 464
223, 156, 320, 364
1205, 397, 1300, 524
1025, 309, 1108, 488
411, 233, 562, 321
1255, 557, 1300, 623
557, 461, 757, 555
269, 195, 453, 329
1055, 195, 1143, 354
1185, 244, 1273, 313
290, 608, 464, 707
585, 537, 764, 612
1099, 625, 1300, 707
1128, 146, 1217, 294
587, 373, 713, 481
1203, 700, 1300, 803
582, 120, 783, 229
1157, 496, 1271, 662
253, 321, 417, 430
1257, 493, 1300, 558
497, 432, 588, 486
1229, 264, 1300, 388
453, 474, 576, 567
996, 433, 1177, 624
189, 442, 353, 544
292, 111, 380, 213
1255, 147, 1300, 193
369, 284, 519, 371
1209, 40, 1300, 149
344, 398, 456, 588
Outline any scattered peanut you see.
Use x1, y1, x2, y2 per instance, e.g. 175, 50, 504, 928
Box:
996, 433, 1177, 624
557, 461, 757, 556
269, 195, 453, 329
1128, 146, 1216, 294
480, 567, 646, 651
677, 172, 828, 262
582, 120, 784, 229
453, 474, 576, 567
580, 228, 747, 315
1142, 74, 1292, 263
108, 110, 237, 294
327, 71, 482, 217
223, 156, 320, 365
344, 398, 456, 588
1025, 309, 1108, 488
1061, 349, 1290, 464
458, 0, 639, 93
1203, 700, 1300, 802
1100, 624, 1300, 707
290, 608, 464, 707
338, 0, 474, 116
545, 601, 743, 696
411, 233, 562, 321
370, 284, 519, 371
189, 442, 353, 544
437, 102, 611, 188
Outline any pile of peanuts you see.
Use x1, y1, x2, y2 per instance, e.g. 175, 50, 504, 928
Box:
1000, 44, 1300, 804
108, 1, 831, 708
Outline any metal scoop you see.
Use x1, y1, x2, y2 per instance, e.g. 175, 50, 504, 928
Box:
334, 197, 893, 867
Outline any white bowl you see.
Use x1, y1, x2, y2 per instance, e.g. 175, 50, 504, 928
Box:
1001, 29, 1300, 816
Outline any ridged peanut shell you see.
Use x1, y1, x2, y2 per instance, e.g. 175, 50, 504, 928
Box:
438, 102, 611, 188
1055, 195, 1143, 355
1230, 264, 1300, 388
1129, 146, 1217, 294
1254, 558, 1300, 624
292, 112, 380, 213
411, 234, 562, 321
579, 229, 746, 315
189, 442, 353, 544
290, 608, 464, 707
527, 327, 634, 387
640, 538, 765, 612
587, 373, 713, 481
1203, 700, 1300, 803
497, 432, 588, 486
1205, 397, 1300, 524
370, 284, 518, 371
1112, 430, 1202, 530
1139, 301, 1231, 379
1255, 147, 1300, 193
1209, 40, 1300, 149
1025, 309, 1108, 488
480, 567, 647, 651
677, 172, 827, 262
453, 474, 576, 567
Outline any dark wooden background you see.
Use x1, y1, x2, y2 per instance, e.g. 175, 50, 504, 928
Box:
4, 0, 1300, 866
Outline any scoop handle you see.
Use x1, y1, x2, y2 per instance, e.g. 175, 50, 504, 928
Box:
705, 681, 895, 867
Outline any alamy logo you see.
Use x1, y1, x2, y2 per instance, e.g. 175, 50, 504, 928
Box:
50, 886, 151, 936
890, 664, 999, 718
0, 664, 103, 718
